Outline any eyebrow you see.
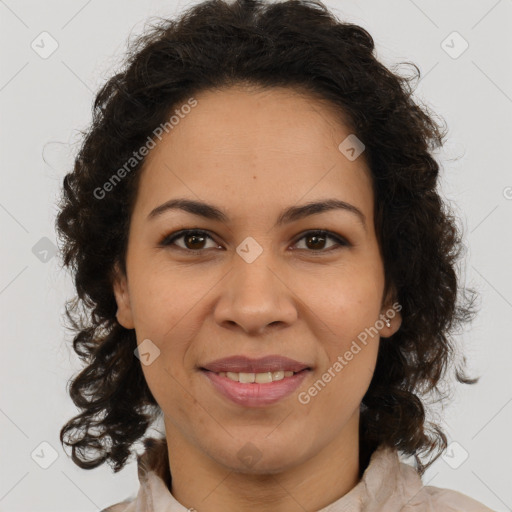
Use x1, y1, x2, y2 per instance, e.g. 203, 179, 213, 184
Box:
147, 197, 366, 230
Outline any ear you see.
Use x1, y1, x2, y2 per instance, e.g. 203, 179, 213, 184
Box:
112, 262, 135, 330
378, 286, 402, 339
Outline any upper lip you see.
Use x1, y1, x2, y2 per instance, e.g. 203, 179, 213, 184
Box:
201, 355, 311, 373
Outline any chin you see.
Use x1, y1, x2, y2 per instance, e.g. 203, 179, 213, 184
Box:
213, 439, 307, 475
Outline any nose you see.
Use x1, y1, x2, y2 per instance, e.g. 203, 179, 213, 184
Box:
213, 248, 298, 336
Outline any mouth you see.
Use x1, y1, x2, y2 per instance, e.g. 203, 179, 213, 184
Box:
200, 367, 311, 407
200, 368, 307, 383
200, 354, 312, 374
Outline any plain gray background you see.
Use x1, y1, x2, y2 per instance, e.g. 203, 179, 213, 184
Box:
1, 0, 511, 510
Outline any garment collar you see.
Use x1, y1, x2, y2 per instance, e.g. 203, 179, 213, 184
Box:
130, 436, 426, 512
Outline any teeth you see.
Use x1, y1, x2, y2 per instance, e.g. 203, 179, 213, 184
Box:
217, 370, 295, 383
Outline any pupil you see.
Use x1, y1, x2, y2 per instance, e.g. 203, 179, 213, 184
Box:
307, 234, 325, 250
187, 234, 205, 250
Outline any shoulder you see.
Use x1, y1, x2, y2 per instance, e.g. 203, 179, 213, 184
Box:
100, 497, 136, 512
100, 436, 169, 512
387, 452, 496, 511
416, 484, 496, 511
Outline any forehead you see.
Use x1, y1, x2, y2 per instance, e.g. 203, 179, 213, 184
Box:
133, 85, 374, 224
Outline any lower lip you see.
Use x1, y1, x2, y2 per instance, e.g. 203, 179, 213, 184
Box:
201, 369, 310, 407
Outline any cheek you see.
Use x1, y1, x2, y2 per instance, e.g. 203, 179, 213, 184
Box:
126, 273, 192, 399
304, 262, 384, 338
299, 256, 383, 386
307, 321, 380, 419
128, 266, 197, 339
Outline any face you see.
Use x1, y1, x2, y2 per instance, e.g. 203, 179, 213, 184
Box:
113, 85, 401, 476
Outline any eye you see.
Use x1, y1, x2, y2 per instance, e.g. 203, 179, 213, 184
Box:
159, 229, 220, 254
158, 229, 349, 254
292, 230, 349, 253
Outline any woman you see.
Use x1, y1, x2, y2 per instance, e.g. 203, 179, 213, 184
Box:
55, 0, 495, 510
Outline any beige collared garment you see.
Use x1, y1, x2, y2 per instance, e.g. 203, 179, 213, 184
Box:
102, 437, 495, 512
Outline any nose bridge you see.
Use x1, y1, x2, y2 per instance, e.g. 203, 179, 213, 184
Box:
233, 235, 281, 304
235, 237, 278, 296
214, 237, 297, 334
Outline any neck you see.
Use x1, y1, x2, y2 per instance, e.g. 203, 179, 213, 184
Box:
164, 412, 362, 512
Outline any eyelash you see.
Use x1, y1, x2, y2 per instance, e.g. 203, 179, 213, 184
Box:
158, 229, 349, 255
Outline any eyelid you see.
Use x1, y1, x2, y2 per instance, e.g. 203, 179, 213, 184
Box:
287, 230, 349, 254
159, 229, 220, 251
159, 228, 350, 254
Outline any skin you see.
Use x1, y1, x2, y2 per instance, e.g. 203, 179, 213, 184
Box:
113, 85, 402, 512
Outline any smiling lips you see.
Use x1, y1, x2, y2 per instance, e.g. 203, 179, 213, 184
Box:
200, 354, 312, 407
201, 354, 311, 373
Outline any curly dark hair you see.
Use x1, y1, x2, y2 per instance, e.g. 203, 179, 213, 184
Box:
56, 0, 478, 476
